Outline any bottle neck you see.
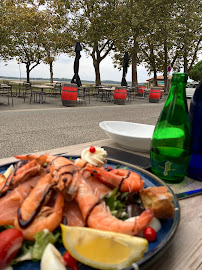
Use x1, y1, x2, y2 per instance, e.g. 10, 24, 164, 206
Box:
168, 82, 186, 100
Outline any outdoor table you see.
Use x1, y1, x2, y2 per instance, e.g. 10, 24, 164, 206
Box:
31, 84, 54, 103
0, 138, 201, 270
98, 87, 114, 102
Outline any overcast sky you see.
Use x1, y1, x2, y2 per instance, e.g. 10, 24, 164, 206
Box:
0, 51, 201, 83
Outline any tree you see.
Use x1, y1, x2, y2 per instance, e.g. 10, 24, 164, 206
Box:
0, 1, 14, 60
189, 60, 202, 82
40, 1, 73, 83
2, 2, 47, 82
175, 0, 202, 75
1, 0, 72, 82
66, 0, 118, 85
112, 0, 166, 87
139, 33, 162, 87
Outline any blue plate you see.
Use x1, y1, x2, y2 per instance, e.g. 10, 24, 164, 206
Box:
0, 156, 180, 270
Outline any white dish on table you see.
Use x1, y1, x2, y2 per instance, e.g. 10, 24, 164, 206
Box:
99, 121, 155, 152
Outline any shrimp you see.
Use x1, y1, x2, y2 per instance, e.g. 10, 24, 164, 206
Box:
86, 167, 144, 193
17, 169, 54, 227
0, 177, 39, 226
14, 192, 64, 241
0, 159, 42, 197
74, 158, 94, 169
75, 173, 153, 236
46, 155, 77, 192
15, 154, 79, 198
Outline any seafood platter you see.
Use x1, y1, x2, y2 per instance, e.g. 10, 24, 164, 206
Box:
0, 146, 180, 270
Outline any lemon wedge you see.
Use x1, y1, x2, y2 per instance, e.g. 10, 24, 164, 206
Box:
61, 225, 148, 270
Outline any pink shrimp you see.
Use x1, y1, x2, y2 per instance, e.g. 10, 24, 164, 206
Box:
14, 192, 64, 241
86, 167, 144, 193
17, 169, 54, 225
0, 177, 39, 226
14, 154, 79, 198
75, 173, 153, 236
0, 159, 43, 196
14, 154, 48, 166
74, 158, 94, 169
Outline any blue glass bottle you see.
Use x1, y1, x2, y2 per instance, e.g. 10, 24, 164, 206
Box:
187, 80, 202, 181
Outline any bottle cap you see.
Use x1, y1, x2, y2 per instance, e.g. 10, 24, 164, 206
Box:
171, 73, 188, 84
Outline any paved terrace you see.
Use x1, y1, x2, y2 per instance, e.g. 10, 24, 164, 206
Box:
1, 93, 189, 159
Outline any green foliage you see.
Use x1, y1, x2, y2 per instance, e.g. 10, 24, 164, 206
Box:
104, 188, 129, 220
189, 60, 202, 82
0, 0, 73, 82
0, 0, 201, 85
65, 0, 119, 85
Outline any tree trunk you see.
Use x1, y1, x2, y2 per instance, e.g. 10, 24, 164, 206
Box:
26, 63, 30, 83
50, 61, 53, 83
91, 44, 102, 86
184, 48, 188, 74
93, 59, 101, 86
151, 47, 157, 87
131, 40, 138, 87
163, 41, 168, 92
153, 69, 158, 86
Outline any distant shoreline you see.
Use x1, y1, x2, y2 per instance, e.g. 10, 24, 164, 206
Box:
0, 75, 141, 85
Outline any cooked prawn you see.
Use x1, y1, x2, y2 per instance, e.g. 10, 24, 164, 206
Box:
74, 158, 94, 169
14, 154, 79, 198
86, 167, 144, 193
0, 177, 39, 226
14, 154, 49, 166
17, 169, 54, 226
0, 159, 42, 196
75, 173, 153, 236
14, 192, 64, 241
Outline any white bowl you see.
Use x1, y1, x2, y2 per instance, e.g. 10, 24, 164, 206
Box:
99, 121, 155, 153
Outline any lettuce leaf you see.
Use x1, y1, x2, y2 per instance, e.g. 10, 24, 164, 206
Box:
32, 229, 61, 260
104, 188, 129, 220
11, 229, 61, 264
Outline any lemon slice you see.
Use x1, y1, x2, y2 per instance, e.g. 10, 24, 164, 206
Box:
61, 225, 148, 270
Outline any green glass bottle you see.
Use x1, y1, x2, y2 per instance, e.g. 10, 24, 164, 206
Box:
150, 73, 191, 182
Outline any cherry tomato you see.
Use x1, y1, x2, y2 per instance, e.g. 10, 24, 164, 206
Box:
63, 251, 78, 270
143, 227, 157, 242
89, 145, 96, 153
106, 166, 113, 171
0, 228, 23, 270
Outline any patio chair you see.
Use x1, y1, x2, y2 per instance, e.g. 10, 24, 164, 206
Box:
77, 87, 90, 105
21, 83, 32, 103
127, 87, 136, 103
0, 84, 13, 106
